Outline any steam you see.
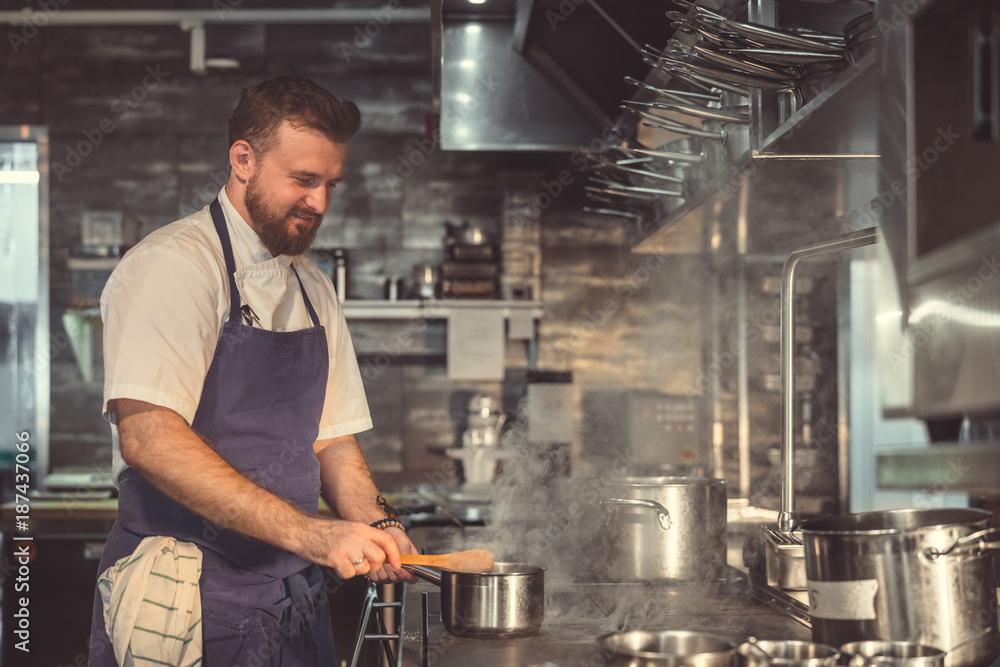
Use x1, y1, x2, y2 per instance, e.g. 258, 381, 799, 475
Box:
467, 401, 742, 639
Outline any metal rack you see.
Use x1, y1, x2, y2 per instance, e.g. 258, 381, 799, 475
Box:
349, 581, 407, 667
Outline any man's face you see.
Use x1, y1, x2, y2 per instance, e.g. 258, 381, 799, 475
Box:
243, 121, 347, 257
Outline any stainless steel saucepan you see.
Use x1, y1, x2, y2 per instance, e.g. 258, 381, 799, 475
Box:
404, 562, 545, 639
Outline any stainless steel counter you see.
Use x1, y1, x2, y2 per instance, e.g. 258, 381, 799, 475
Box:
394, 571, 811, 666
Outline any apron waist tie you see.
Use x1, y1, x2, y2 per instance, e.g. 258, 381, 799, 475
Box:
282, 568, 325, 642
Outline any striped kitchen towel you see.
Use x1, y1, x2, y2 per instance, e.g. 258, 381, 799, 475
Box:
99, 535, 203, 667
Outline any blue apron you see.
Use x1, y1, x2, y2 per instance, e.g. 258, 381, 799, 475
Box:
89, 199, 337, 666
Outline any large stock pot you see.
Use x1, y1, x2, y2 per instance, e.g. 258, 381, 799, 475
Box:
799, 508, 1000, 667
603, 476, 727, 582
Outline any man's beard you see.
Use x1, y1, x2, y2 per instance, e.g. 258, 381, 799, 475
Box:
244, 174, 322, 256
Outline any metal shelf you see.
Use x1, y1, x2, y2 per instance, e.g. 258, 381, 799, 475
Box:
67, 257, 119, 271
342, 300, 543, 321
876, 444, 1000, 496
632, 57, 878, 254
759, 57, 877, 158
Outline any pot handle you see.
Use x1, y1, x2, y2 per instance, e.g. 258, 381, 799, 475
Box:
604, 498, 672, 530
402, 564, 442, 586
923, 526, 1000, 560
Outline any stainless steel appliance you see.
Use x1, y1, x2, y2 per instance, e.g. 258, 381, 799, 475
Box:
582, 390, 705, 474
877, 0, 1000, 421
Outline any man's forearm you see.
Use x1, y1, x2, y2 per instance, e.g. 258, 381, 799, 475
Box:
116, 399, 310, 553
316, 436, 387, 524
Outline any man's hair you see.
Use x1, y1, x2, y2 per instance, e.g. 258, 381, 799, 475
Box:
227, 76, 362, 156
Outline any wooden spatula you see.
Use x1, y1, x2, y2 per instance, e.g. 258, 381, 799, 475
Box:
400, 549, 495, 573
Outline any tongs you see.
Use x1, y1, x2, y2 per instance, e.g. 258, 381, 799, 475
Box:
621, 104, 727, 141
582, 205, 644, 220
620, 145, 705, 165
625, 74, 722, 105
708, 16, 845, 54
584, 185, 658, 201
591, 156, 687, 183
644, 57, 751, 97
587, 177, 684, 197
629, 98, 750, 124
667, 40, 799, 81
619, 100, 750, 129
720, 47, 848, 66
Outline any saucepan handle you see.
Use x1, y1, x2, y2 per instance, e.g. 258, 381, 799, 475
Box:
923, 526, 1000, 560
402, 564, 442, 585
603, 498, 672, 530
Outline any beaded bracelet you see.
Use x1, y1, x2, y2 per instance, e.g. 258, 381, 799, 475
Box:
370, 518, 405, 532
376, 494, 397, 519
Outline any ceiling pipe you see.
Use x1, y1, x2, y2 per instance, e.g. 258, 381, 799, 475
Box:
0, 8, 431, 73
0, 8, 431, 26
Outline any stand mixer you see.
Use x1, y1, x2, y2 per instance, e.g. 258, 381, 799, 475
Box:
447, 393, 507, 495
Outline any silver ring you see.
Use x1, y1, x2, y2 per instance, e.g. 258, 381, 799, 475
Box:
353, 558, 365, 565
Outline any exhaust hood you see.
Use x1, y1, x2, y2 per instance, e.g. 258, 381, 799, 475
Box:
434, 0, 673, 151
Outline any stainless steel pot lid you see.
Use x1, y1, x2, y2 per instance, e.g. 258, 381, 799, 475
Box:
612, 476, 727, 487
598, 630, 737, 659
799, 508, 991, 535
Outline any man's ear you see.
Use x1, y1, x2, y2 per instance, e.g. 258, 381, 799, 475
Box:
229, 140, 254, 183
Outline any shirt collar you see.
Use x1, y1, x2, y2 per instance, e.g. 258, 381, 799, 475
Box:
217, 186, 292, 268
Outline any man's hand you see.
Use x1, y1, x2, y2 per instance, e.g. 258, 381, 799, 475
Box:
314, 436, 421, 583
295, 517, 404, 580
368, 526, 419, 584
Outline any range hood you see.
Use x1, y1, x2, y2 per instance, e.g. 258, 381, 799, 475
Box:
434, 0, 673, 151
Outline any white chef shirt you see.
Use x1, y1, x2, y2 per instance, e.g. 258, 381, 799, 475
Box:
101, 186, 372, 484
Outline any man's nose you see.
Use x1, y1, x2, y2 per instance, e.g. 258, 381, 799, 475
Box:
303, 188, 328, 216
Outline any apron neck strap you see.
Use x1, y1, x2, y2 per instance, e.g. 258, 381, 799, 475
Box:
210, 198, 242, 324
290, 263, 321, 327
209, 198, 322, 328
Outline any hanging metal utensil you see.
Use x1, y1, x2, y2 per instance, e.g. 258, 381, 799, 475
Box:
592, 158, 687, 184
622, 145, 705, 165
587, 178, 684, 197
625, 74, 722, 104
622, 104, 728, 141
583, 206, 644, 220
720, 47, 847, 65
671, 0, 729, 21
678, 41, 801, 81
676, 58, 799, 91
713, 16, 845, 53
612, 155, 656, 166
584, 185, 658, 201
646, 58, 751, 97
644, 99, 751, 124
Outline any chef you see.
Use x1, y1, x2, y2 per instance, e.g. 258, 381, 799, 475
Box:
88, 76, 418, 666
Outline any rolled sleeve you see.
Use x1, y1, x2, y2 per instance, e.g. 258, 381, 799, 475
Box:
101, 231, 223, 424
